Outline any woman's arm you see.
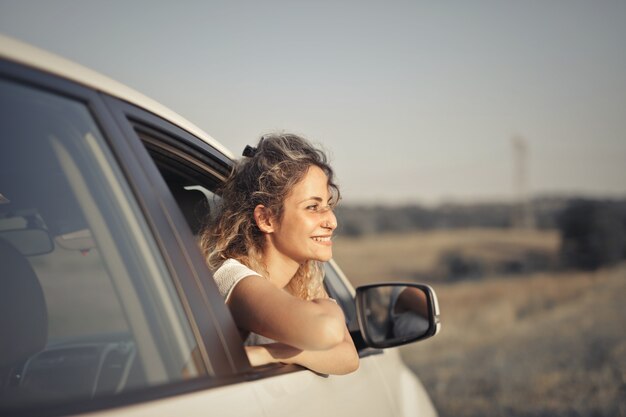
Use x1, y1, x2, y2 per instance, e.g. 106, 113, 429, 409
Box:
394, 286, 429, 317
227, 274, 359, 374
227, 275, 346, 351
245, 326, 359, 375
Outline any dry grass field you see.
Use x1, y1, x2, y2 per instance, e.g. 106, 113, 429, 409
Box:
334, 228, 560, 285
333, 229, 626, 417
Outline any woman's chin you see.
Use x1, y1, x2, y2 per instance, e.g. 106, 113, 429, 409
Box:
314, 251, 333, 262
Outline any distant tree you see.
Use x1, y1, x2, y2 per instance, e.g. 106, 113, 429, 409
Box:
335, 197, 626, 240
439, 251, 484, 281
337, 220, 363, 238
558, 200, 626, 270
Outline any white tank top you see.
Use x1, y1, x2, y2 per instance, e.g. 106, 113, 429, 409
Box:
212, 258, 261, 302
212, 258, 274, 345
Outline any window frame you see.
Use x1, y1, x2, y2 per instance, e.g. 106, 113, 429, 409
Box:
99, 95, 249, 376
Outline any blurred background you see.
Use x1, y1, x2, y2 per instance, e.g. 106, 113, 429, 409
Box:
2, 1, 625, 416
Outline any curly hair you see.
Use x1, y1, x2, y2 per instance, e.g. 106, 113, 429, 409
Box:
200, 133, 339, 300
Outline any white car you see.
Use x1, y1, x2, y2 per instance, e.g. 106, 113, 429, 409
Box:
0, 35, 440, 417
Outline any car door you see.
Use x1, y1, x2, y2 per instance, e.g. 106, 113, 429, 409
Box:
99, 97, 399, 417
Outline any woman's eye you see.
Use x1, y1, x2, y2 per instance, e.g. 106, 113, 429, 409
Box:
306, 204, 319, 211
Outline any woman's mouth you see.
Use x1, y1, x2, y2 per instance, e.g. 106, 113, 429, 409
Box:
311, 236, 333, 244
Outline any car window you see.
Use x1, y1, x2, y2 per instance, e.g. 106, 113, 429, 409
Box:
137, 129, 223, 233
0, 79, 205, 411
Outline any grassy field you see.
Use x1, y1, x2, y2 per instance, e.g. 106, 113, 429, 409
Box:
334, 228, 560, 285
333, 229, 626, 417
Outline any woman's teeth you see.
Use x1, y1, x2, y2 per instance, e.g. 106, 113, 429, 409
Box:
312, 236, 331, 242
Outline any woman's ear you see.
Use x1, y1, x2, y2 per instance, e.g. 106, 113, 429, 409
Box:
253, 205, 276, 233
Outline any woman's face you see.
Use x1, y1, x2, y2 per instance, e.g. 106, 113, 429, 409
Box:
269, 165, 337, 264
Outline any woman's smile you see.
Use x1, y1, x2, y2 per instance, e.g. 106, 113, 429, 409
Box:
311, 235, 333, 245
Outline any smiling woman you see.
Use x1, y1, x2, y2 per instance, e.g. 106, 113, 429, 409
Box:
200, 133, 359, 375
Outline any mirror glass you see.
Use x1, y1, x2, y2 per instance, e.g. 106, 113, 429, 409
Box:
359, 284, 432, 347
0, 228, 53, 256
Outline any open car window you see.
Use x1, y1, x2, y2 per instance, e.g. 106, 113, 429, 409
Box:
136, 130, 362, 344
136, 127, 224, 236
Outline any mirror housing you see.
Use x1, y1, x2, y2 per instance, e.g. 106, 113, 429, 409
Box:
355, 283, 440, 349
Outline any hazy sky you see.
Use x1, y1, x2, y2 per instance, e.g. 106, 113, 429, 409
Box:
1, 1, 625, 204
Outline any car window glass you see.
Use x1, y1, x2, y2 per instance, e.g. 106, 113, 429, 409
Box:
324, 263, 357, 325
0, 79, 205, 411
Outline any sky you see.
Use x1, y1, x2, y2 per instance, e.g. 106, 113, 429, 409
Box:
1, 1, 625, 205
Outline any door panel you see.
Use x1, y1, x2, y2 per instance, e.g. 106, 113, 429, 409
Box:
252, 358, 393, 417
371, 349, 438, 417
88, 357, 396, 417
85, 383, 264, 417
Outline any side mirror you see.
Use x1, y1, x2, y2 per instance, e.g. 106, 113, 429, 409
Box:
355, 283, 440, 349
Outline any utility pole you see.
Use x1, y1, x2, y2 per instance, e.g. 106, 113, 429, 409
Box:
512, 136, 534, 229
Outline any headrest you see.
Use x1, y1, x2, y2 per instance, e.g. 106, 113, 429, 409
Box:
0, 238, 48, 367
170, 187, 210, 234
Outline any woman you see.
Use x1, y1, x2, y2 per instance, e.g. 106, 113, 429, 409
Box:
200, 133, 359, 375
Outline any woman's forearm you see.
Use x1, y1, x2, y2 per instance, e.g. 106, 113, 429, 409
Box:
228, 278, 348, 351
246, 329, 359, 375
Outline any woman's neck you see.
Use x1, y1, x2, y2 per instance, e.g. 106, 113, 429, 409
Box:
261, 246, 300, 289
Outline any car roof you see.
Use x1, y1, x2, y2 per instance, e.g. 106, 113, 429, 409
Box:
0, 34, 235, 160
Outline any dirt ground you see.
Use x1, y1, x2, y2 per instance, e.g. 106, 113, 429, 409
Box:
333, 229, 626, 417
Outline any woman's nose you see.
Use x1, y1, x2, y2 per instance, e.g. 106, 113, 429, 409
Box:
323, 209, 337, 230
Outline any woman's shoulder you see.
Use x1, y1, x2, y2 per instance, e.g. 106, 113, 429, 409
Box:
213, 258, 262, 301
218, 258, 245, 269
216, 258, 260, 275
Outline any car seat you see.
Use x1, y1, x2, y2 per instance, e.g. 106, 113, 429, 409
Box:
0, 237, 48, 395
